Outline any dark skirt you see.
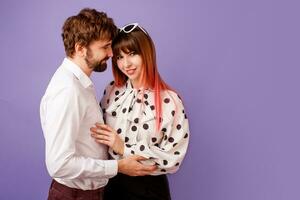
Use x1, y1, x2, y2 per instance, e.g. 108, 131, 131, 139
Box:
104, 173, 171, 200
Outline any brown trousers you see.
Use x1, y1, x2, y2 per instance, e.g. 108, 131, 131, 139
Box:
48, 180, 103, 200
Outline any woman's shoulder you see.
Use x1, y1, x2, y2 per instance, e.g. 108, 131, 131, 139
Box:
103, 80, 127, 96
160, 89, 186, 115
161, 89, 184, 105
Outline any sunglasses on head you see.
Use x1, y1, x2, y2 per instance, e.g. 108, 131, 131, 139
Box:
119, 22, 148, 35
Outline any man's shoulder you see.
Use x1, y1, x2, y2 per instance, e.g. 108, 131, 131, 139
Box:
45, 67, 82, 95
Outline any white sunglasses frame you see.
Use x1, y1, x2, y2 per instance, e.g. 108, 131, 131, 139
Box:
119, 22, 148, 35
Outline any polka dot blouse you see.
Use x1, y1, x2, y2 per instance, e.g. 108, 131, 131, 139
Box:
100, 80, 190, 175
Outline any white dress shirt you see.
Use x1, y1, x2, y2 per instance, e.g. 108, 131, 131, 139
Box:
100, 80, 190, 175
40, 58, 117, 190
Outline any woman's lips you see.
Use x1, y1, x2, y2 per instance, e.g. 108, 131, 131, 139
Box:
126, 68, 136, 75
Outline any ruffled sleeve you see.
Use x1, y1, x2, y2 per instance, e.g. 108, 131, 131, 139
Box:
123, 91, 190, 175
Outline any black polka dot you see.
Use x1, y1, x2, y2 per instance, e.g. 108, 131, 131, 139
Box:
140, 145, 145, 151
171, 110, 175, 116
115, 97, 119, 102
115, 90, 120, 95
102, 108, 106, 114
184, 133, 189, 138
163, 160, 168, 165
136, 98, 142, 103
122, 108, 127, 113
164, 98, 170, 103
125, 137, 129, 142
176, 124, 181, 130
126, 144, 132, 147
177, 94, 182, 100
182, 110, 185, 114
154, 143, 159, 147
112, 151, 117, 155
117, 128, 122, 134
159, 117, 163, 123
162, 128, 167, 133
144, 101, 149, 106
164, 135, 168, 140
144, 94, 148, 99
99, 102, 102, 107
134, 118, 139, 123
110, 81, 114, 85
174, 151, 180, 155
150, 105, 155, 110
130, 90, 133, 94
107, 99, 110, 104
103, 89, 106, 95
143, 123, 149, 130
131, 150, 135, 154
112, 111, 117, 116
185, 114, 187, 119
152, 138, 157, 143
173, 143, 178, 147
131, 126, 137, 131
161, 169, 166, 172
129, 107, 132, 112
175, 162, 180, 166
168, 137, 174, 143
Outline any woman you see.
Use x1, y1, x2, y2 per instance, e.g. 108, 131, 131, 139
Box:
91, 22, 190, 200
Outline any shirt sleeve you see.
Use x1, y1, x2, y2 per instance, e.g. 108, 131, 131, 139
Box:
41, 86, 117, 180
123, 93, 190, 175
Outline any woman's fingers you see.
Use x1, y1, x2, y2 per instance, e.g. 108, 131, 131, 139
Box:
95, 123, 113, 132
95, 139, 111, 146
90, 127, 112, 136
91, 133, 110, 141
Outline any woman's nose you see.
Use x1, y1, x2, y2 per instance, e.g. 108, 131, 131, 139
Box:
123, 57, 132, 68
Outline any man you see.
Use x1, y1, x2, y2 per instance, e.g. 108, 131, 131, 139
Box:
40, 8, 156, 200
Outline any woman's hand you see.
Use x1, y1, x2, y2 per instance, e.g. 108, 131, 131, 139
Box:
90, 123, 124, 155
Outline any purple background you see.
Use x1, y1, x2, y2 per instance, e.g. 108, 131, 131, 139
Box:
1, 0, 300, 199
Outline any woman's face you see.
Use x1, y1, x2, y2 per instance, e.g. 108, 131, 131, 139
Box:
116, 50, 144, 88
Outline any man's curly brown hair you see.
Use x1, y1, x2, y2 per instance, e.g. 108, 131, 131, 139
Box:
62, 8, 117, 57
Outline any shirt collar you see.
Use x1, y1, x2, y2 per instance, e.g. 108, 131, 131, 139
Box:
125, 79, 153, 92
62, 58, 93, 88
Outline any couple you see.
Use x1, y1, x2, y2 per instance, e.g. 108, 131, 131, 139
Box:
40, 8, 190, 200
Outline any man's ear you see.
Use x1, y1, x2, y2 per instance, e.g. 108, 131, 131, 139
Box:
74, 43, 86, 57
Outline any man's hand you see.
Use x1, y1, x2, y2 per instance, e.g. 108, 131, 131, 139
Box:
90, 123, 124, 155
118, 155, 157, 176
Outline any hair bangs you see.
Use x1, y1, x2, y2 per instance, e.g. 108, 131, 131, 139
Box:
112, 34, 141, 57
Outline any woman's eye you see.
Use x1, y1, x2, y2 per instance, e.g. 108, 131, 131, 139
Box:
116, 56, 122, 60
129, 52, 135, 56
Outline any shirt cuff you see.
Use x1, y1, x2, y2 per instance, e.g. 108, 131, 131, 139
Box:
104, 160, 118, 178
123, 145, 132, 157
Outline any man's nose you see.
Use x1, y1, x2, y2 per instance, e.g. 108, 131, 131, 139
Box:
107, 46, 113, 57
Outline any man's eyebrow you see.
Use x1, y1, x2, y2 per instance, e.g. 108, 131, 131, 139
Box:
103, 42, 112, 47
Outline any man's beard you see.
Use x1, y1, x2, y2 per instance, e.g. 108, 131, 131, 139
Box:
85, 48, 109, 72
